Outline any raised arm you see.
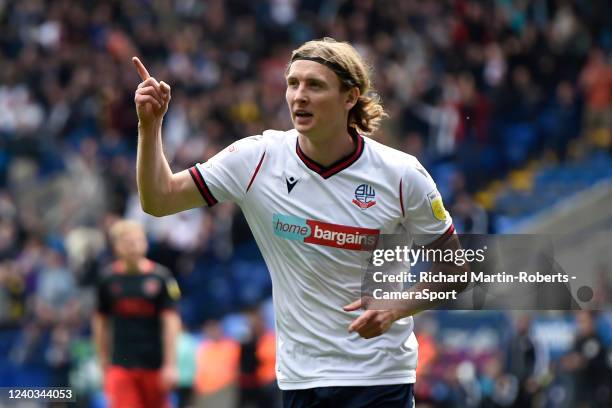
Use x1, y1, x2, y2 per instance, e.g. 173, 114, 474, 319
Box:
132, 57, 204, 216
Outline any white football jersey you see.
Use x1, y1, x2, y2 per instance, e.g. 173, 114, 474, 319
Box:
189, 129, 453, 390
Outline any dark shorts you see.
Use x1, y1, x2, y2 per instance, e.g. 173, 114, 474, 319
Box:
282, 383, 414, 408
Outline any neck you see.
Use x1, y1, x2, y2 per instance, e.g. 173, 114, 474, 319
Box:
123, 257, 144, 273
297, 129, 356, 167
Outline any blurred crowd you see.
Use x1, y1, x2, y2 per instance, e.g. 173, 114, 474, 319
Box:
1, 0, 612, 407
412, 310, 612, 408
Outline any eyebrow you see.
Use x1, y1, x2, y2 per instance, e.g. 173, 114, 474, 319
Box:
286, 75, 326, 84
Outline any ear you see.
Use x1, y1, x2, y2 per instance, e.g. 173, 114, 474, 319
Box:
345, 87, 360, 110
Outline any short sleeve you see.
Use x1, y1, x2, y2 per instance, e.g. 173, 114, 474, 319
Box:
401, 160, 453, 246
160, 274, 181, 311
189, 135, 268, 206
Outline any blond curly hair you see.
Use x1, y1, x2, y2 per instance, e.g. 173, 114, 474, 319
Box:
288, 38, 387, 135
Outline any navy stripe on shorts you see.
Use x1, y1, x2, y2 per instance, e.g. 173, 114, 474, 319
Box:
282, 383, 414, 408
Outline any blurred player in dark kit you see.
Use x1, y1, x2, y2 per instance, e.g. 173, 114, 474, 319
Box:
93, 219, 182, 408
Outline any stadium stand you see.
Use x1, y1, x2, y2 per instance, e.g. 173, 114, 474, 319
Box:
1, 0, 611, 407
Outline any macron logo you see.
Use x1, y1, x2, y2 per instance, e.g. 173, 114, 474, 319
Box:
273, 214, 379, 251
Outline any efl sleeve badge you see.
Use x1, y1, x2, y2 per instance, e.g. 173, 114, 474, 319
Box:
166, 279, 181, 301
427, 191, 448, 221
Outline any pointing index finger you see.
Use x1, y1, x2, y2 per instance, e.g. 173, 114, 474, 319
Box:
132, 57, 150, 81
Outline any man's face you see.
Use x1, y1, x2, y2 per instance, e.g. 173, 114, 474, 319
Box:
113, 227, 148, 261
285, 60, 352, 138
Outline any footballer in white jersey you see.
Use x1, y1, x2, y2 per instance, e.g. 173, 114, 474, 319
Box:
188, 128, 453, 389
133, 38, 464, 407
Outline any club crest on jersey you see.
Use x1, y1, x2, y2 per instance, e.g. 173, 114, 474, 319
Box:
352, 184, 376, 209
110, 282, 122, 295
143, 278, 160, 296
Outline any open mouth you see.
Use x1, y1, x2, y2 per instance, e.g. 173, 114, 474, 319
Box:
294, 110, 313, 118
